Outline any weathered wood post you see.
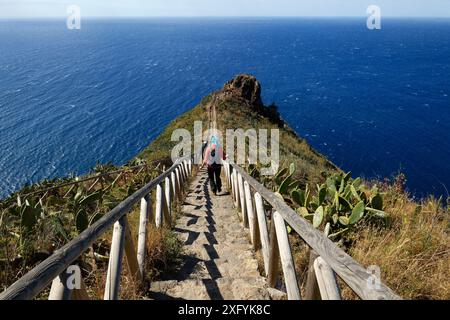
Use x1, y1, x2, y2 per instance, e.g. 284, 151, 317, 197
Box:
237, 173, 248, 227
232, 170, 237, 207
104, 216, 127, 300
176, 165, 181, 183
223, 162, 228, 186
171, 172, 177, 202
187, 159, 192, 175
184, 160, 189, 177
165, 177, 172, 221
124, 217, 142, 286
314, 257, 341, 300
224, 162, 231, 188
244, 181, 257, 248
267, 214, 280, 288
155, 184, 164, 228
137, 194, 151, 281
235, 171, 241, 209
177, 166, 183, 187
236, 170, 244, 209
49, 271, 73, 300
72, 278, 90, 300
181, 161, 188, 182
227, 163, 232, 188
180, 162, 185, 181
304, 250, 321, 300
175, 167, 183, 200
273, 212, 301, 300
230, 168, 236, 200
254, 192, 270, 276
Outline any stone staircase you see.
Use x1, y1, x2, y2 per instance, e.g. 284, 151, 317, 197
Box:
149, 169, 271, 300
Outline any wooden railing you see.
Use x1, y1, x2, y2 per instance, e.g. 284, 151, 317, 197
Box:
1, 147, 401, 300
222, 160, 401, 300
0, 156, 194, 300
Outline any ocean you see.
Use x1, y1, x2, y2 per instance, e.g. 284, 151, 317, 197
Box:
0, 18, 449, 198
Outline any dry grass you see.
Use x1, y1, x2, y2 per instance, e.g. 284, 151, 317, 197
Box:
346, 187, 449, 300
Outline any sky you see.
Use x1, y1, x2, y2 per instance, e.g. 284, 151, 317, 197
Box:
1, 0, 450, 18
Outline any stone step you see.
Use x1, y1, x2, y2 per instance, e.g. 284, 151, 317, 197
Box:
149, 277, 270, 300
173, 254, 261, 279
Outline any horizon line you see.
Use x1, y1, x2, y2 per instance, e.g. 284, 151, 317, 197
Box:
1, 15, 450, 20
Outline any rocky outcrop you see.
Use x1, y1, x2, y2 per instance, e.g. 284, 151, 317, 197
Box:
213, 74, 284, 127
222, 74, 264, 109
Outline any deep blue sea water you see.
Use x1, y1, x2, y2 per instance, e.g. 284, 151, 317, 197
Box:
0, 18, 449, 198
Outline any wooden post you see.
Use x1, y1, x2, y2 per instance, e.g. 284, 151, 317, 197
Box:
137, 195, 151, 280
171, 172, 177, 200
314, 257, 342, 300
225, 163, 231, 188
49, 272, 72, 300
254, 192, 270, 276
244, 181, 257, 248
165, 177, 172, 221
235, 171, 241, 209
104, 216, 126, 300
155, 184, 164, 228
179, 165, 185, 189
180, 165, 185, 192
230, 168, 236, 200
184, 160, 189, 177
175, 168, 182, 200
223, 162, 228, 186
180, 162, 185, 181
273, 211, 301, 300
237, 172, 243, 211
230, 169, 234, 198
162, 192, 170, 225
267, 214, 280, 288
72, 278, 90, 300
124, 217, 142, 287
304, 250, 321, 300
228, 163, 232, 188
177, 165, 182, 183
237, 173, 248, 227
231, 170, 237, 205
177, 166, 183, 186
222, 162, 227, 184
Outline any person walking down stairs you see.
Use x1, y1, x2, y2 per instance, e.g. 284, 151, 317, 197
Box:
201, 135, 226, 195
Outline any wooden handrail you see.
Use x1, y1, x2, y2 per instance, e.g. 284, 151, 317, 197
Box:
223, 160, 401, 300
0, 156, 193, 300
